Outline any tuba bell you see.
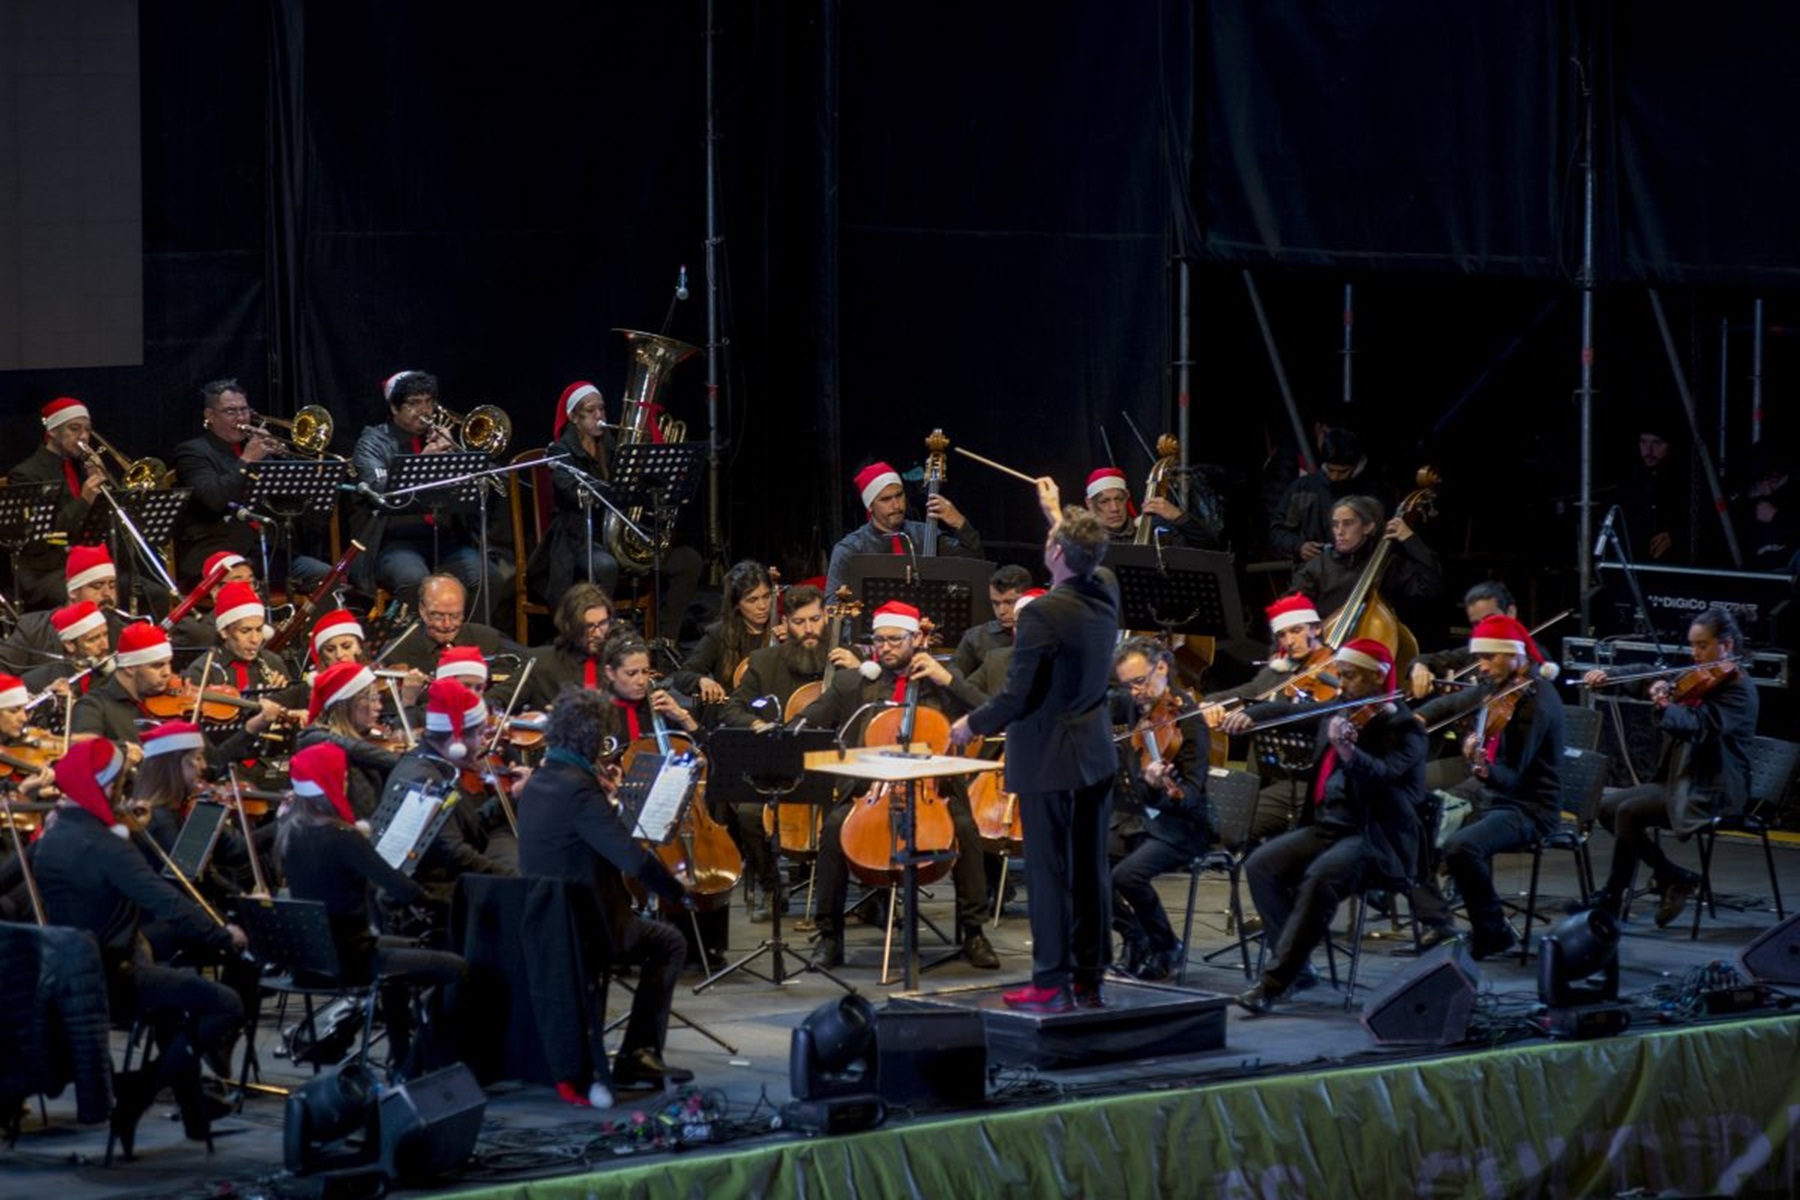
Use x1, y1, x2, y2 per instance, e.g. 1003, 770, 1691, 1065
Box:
604, 328, 699, 575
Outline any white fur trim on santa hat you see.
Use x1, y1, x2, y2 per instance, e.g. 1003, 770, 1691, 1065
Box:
42, 398, 90, 430
323, 666, 376, 711
1085, 469, 1129, 499
564, 383, 600, 415
312, 615, 366, 656
1334, 646, 1391, 676
143, 729, 205, 758
857, 466, 902, 510
1269, 604, 1322, 633
0, 682, 27, 709
1469, 635, 1527, 658
216, 598, 265, 631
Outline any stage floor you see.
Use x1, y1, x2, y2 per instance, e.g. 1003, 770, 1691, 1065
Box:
4, 827, 1795, 1199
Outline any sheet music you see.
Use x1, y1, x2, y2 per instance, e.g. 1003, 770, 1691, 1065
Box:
632, 756, 697, 844
376, 786, 439, 868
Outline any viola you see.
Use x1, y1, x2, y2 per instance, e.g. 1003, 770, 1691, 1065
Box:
141, 681, 265, 724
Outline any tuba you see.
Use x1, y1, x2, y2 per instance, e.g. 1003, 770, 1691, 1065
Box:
604, 328, 699, 575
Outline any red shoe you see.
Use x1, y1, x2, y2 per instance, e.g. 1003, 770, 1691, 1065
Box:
1002, 983, 1075, 1012
1073, 982, 1106, 1009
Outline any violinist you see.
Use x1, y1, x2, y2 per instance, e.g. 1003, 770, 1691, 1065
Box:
32, 737, 247, 1156
1290, 495, 1442, 621
3, 398, 108, 608
72, 623, 288, 755
949, 564, 1032, 676
1234, 639, 1425, 1014
0, 543, 130, 676
128, 721, 212, 856
1403, 581, 1516, 702
0, 674, 57, 801
948, 486, 1115, 1010
185, 581, 309, 713
515, 687, 695, 1096
380, 678, 515, 890
21, 600, 113, 698
677, 560, 782, 710
799, 600, 1000, 972
1581, 604, 1759, 926
824, 459, 985, 601
1413, 613, 1565, 960
1109, 638, 1212, 982
1084, 465, 1221, 548
295, 661, 399, 820
518, 584, 613, 710
278, 742, 467, 1078
309, 607, 430, 707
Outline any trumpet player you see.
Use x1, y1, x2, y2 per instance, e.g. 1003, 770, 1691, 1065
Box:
172, 379, 331, 592
6, 397, 108, 608
351, 369, 497, 611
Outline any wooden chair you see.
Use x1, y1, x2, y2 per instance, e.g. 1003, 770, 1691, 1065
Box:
506, 449, 554, 643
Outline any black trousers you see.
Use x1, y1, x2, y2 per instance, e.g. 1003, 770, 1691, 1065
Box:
607, 914, 688, 1057
1111, 832, 1190, 953
813, 785, 989, 938
119, 961, 244, 1088
1442, 806, 1540, 937
373, 938, 466, 1074
1245, 823, 1370, 990
1598, 783, 1684, 895
1020, 778, 1114, 991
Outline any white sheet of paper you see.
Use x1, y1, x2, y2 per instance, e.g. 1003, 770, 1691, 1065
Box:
376, 787, 438, 868
633, 757, 697, 844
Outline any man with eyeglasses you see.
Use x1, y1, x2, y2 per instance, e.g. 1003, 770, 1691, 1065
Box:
173, 379, 297, 589
520, 583, 616, 709
380, 573, 527, 705
352, 370, 510, 612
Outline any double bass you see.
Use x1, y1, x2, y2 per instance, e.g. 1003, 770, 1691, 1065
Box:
1322, 465, 1441, 668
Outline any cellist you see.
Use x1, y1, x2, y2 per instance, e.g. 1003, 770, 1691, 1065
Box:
796, 600, 1000, 972
1291, 495, 1442, 620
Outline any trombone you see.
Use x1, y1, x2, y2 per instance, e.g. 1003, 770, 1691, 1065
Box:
426, 404, 512, 456
244, 405, 346, 461
77, 432, 172, 491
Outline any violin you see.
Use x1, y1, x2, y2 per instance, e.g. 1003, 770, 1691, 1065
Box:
141, 680, 266, 724
1278, 646, 1340, 702
1132, 689, 1186, 776
1666, 659, 1738, 705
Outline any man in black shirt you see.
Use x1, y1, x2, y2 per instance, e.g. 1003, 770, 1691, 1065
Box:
521, 584, 614, 710
516, 687, 694, 1091
381, 573, 526, 682
949, 564, 1032, 677
5, 397, 107, 608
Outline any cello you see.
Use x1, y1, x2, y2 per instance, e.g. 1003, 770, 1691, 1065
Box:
1321, 466, 1441, 668
838, 668, 959, 889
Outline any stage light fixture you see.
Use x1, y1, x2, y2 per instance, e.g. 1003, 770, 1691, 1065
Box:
1537, 909, 1630, 1038
284, 1062, 380, 1178
784, 995, 885, 1135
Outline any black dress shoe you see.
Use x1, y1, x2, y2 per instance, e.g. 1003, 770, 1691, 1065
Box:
1073, 982, 1106, 1009
612, 1048, 695, 1089
107, 1069, 157, 1164
1655, 872, 1701, 928
1468, 926, 1517, 962
963, 930, 1000, 970
1234, 981, 1282, 1016
813, 934, 844, 968
172, 1070, 215, 1152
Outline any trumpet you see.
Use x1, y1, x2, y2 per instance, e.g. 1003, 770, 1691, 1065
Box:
243, 405, 343, 460
426, 404, 512, 456
77, 432, 171, 491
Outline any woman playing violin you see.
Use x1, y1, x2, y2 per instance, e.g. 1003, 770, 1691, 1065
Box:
1581, 604, 1759, 925
295, 661, 402, 821
1109, 638, 1211, 982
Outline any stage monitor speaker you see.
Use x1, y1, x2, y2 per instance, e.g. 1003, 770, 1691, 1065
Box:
875, 1007, 987, 1110
1738, 913, 1800, 985
1360, 943, 1480, 1045
378, 1063, 487, 1184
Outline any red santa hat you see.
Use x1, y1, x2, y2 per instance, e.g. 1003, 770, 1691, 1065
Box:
434, 646, 490, 685
213, 581, 264, 632
0, 673, 28, 710
309, 608, 366, 663
54, 737, 126, 826
290, 741, 356, 824
425, 678, 487, 759
1334, 637, 1394, 678
1014, 587, 1048, 615
202, 550, 247, 581
1469, 614, 1559, 680
142, 720, 205, 759
308, 661, 377, 723
1085, 467, 1130, 499
114, 622, 172, 668
554, 380, 602, 438
870, 600, 921, 634
382, 370, 423, 403
1266, 594, 1323, 633
41, 397, 90, 432
65, 544, 116, 593
52, 600, 106, 643
853, 462, 903, 511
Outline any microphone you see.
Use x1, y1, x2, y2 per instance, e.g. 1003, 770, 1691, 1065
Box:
675, 265, 689, 301
897, 530, 919, 584
858, 659, 882, 682
1592, 505, 1617, 559
357, 481, 395, 510
833, 699, 897, 759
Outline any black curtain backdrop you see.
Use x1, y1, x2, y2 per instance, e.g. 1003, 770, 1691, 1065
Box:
2, 1, 1798, 604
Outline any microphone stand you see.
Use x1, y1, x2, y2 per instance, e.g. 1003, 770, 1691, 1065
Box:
94, 485, 180, 599
547, 459, 652, 589
1593, 506, 1678, 661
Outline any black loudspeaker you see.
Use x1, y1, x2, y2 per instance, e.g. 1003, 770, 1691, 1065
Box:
377, 1063, 487, 1183
1359, 944, 1480, 1045
1739, 913, 1800, 985
875, 1007, 987, 1110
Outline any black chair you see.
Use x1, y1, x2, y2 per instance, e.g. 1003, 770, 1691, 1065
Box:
1562, 705, 1602, 753
1336, 885, 1422, 1011
1689, 735, 1798, 939
1511, 747, 1610, 962
1178, 767, 1262, 984
236, 898, 381, 1086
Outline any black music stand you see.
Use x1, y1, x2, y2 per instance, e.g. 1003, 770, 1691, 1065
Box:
383, 450, 496, 620
1106, 544, 1245, 642
0, 480, 62, 624
168, 800, 230, 880
244, 459, 350, 590
611, 441, 705, 649
369, 780, 459, 877
840, 553, 994, 648
696, 727, 854, 994
74, 486, 191, 601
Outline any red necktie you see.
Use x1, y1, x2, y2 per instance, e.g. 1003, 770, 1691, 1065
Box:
891, 676, 908, 705
62, 459, 81, 498
232, 661, 250, 691
583, 659, 597, 689
611, 696, 641, 741
891, 535, 904, 555
1312, 747, 1338, 805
